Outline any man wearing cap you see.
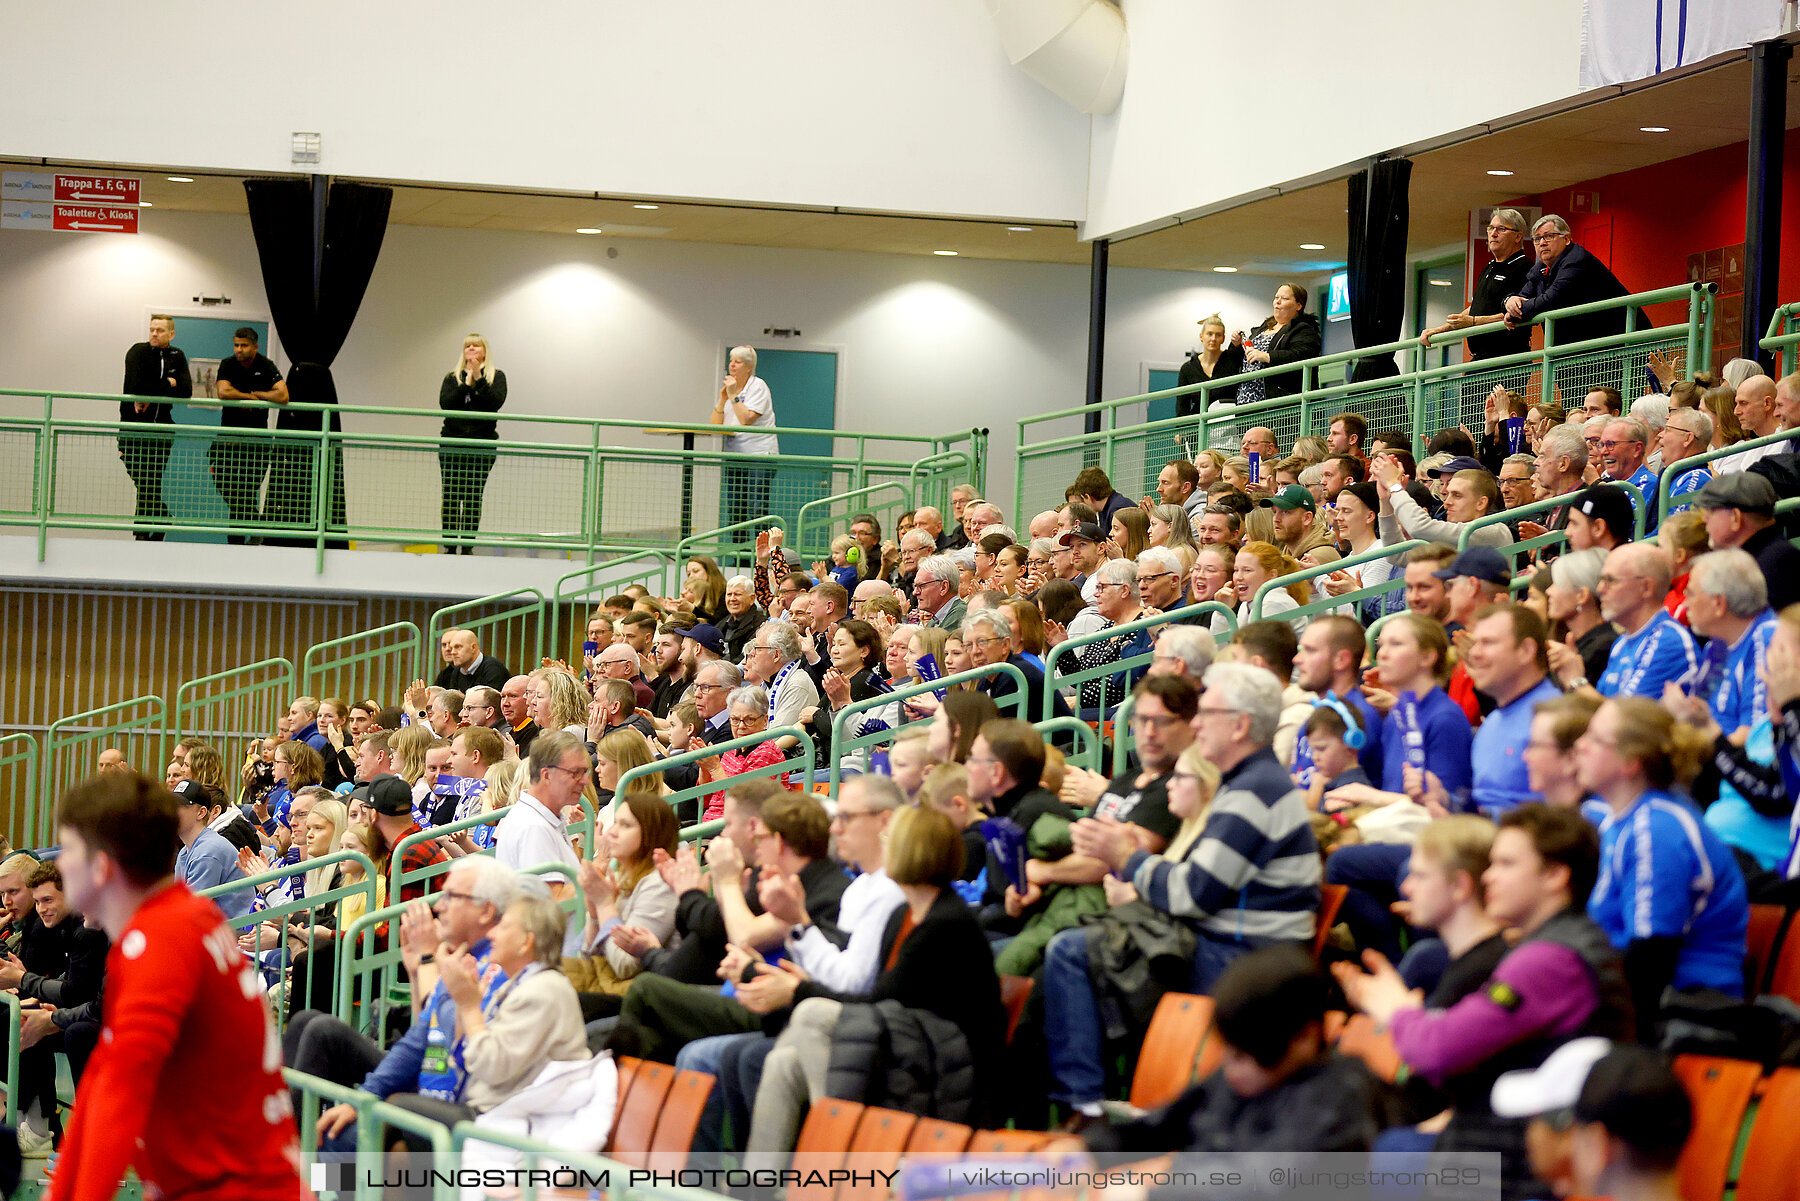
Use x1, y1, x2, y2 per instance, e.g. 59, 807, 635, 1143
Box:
171, 779, 253, 919
1491, 1039, 1694, 1201
364, 774, 451, 907
1057, 524, 1107, 606
1336, 804, 1633, 1201
1372, 454, 1513, 550
1564, 484, 1632, 554
1265, 485, 1320, 558
1694, 473, 1800, 613
1597, 417, 1659, 531
1592, 543, 1696, 699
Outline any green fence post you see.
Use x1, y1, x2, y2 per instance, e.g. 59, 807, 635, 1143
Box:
0, 735, 41, 850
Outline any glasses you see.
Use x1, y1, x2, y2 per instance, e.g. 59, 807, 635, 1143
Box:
1170, 771, 1203, 784
1095, 582, 1130, 593
1137, 572, 1177, 586
1595, 573, 1637, 588
545, 764, 586, 781
749, 644, 777, 654
1193, 707, 1245, 721
1027, 558, 1050, 569
1532, 233, 1565, 244
833, 808, 880, 823
1130, 713, 1186, 730
693, 682, 725, 694
435, 889, 479, 906
966, 753, 1000, 767
729, 713, 763, 727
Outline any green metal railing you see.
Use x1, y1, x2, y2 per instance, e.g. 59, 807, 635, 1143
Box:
1042, 600, 1236, 723
1251, 540, 1427, 625
301, 621, 424, 709
43, 694, 166, 816
674, 513, 785, 569
1455, 481, 1648, 571
174, 656, 296, 782
616, 725, 816, 823
1038, 716, 1104, 774
825, 665, 1029, 792
0, 386, 979, 570
286, 1068, 456, 1201
1763, 300, 1800, 373
547, 547, 681, 660
1655, 428, 1800, 522
0, 992, 19, 1127
426, 588, 549, 686
795, 481, 911, 564
1014, 284, 1715, 519
0, 734, 42, 849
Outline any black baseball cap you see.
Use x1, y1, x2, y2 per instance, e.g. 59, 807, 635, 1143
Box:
1573, 484, 1635, 536
355, 774, 414, 818
1433, 545, 1511, 586
1057, 522, 1105, 547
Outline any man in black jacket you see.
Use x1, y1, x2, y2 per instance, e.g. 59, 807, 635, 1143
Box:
1, 860, 109, 1151
210, 327, 288, 542
1422, 208, 1534, 362
119, 314, 191, 540
1505, 216, 1630, 344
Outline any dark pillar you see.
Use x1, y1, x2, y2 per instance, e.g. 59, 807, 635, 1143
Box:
1085, 238, 1109, 440
1743, 39, 1789, 366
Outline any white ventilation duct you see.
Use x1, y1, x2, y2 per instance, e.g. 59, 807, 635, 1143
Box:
986, 0, 1129, 115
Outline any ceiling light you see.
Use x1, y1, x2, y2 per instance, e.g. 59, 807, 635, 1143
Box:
632, 204, 660, 210
1429, 279, 1455, 286
575, 227, 602, 235
933, 250, 958, 256
1006, 226, 1032, 232
1487, 169, 1514, 176
140, 202, 153, 208
166, 176, 194, 183
1212, 266, 1238, 273
1299, 243, 1325, 251
1640, 125, 1671, 133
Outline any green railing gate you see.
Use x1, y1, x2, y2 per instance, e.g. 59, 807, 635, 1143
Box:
426, 590, 548, 685
43, 695, 167, 816
301, 621, 424, 710
0, 735, 42, 849
173, 657, 296, 785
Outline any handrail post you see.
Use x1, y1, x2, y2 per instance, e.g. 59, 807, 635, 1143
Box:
312, 425, 329, 573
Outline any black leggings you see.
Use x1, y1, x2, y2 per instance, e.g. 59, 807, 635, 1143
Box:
439, 445, 497, 548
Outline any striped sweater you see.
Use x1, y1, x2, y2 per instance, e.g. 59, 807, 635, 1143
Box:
1125, 746, 1321, 944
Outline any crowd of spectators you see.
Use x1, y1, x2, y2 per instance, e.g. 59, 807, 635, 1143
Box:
18, 310, 1800, 1194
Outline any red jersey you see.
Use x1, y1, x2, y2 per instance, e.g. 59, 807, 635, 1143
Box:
48, 881, 306, 1201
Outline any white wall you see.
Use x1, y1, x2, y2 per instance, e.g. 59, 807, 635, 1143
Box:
0, 0, 1090, 222
1084, 0, 1585, 240
0, 213, 1278, 520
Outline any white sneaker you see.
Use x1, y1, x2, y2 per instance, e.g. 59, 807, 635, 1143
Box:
16, 1126, 54, 1158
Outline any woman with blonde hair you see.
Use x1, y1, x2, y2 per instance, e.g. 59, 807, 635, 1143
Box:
1177, 314, 1245, 418
1192, 449, 1228, 490
1290, 435, 1330, 465
1658, 510, 1710, 625
594, 726, 668, 822
1220, 455, 1252, 491
1211, 540, 1310, 635
1109, 508, 1149, 563
1575, 697, 1748, 1014
530, 667, 591, 738
565, 793, 680, 996
1701, 385, 1746, 449
438, 333, 507, 554
1147, 503, 1199, 575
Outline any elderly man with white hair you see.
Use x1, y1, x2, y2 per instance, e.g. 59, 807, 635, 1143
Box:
1681, 550, 1776, 742
1657, 407, 1714, 514
1065, 558, 1151, 714
895, 527, 936, 597
1598, 414, 1658, 530
1135, 547, 1195, 620
742, 621, 820, 744
1516, 424, 1592, 552
911, 555, 966, 632
965, 607, 1071, 724
1148, 625, 1215, 680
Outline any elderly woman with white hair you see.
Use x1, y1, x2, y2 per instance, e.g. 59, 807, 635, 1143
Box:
694, 684, 791, 822
711, 345, 778, 536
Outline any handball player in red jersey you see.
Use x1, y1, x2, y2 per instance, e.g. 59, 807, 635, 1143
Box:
47, 773, 306, 1201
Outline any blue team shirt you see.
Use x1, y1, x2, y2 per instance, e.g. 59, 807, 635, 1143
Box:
1597, 610, 1698, 699
1471, 677, 1564, 816
1379, 687, 1474, 805
1713, 610, 1778, 736
1590, 790, 1748, 996
1621, 464, 1659, 532
1664, 467, 1712, 516
176, 828, 253, 919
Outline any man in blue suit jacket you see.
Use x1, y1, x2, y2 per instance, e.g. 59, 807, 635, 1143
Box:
1505, 215, 1631, 344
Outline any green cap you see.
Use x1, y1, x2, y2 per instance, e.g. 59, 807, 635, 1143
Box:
1266, 484, 1317, 513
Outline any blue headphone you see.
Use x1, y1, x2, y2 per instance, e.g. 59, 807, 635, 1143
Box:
1312, 694, 1367, 750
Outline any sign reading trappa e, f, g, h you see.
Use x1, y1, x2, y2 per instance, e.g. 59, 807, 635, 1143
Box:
2, 171, 143, 233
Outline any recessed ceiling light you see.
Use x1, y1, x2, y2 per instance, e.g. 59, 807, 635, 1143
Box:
575, 227, 602, 235
1640, 125, 1671, 133
1299, 243, 1325, 251
933, 250, 958, 256
1006, 226, 1032, 232
140, 201, 153, 208
633, 204, 660, 210
1487, 169, 1514, 177
1212, 266, 1238, 273
166, 176, 194, 183
1429, 279, 1455, 286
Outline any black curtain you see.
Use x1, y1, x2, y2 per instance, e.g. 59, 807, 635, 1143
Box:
1347, 158, 1412, 383
244, 179, 391, 546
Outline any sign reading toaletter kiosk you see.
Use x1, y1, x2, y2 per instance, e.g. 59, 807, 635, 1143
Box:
1, 171, 143, 233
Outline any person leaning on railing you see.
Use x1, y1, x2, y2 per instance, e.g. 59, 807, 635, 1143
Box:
1238, 283, 1321, 403
1502, 215, 1631, 342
